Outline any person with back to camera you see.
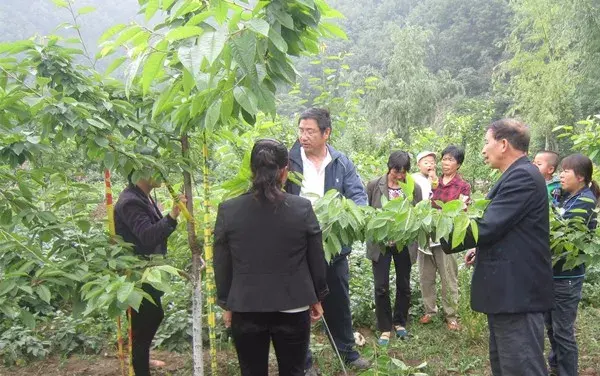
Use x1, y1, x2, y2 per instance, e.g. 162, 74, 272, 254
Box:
214, 139, 329, 376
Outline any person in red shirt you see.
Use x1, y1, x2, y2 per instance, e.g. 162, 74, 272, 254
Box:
418, 145, 470, 331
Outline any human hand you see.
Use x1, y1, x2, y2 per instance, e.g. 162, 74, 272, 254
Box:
465, 248, 476, 267
222, 310, 232, 328
428, 169, 438, 187
310, 302, 323, 323
169, 194, 188, 219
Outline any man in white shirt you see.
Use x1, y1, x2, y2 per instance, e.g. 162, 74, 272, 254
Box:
286, 108, 370, 374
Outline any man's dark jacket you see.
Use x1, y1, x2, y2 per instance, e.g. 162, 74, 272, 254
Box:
213, 192, 329, 312
114, 185, 177, 256
286, 141, 368, 257
443, 157, 554, 314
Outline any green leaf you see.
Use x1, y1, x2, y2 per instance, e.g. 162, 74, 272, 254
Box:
205, 98, 222, 130
99, 24, 126, 43
233, 86, 258, 115
77, 220, 92, 233
197, 28, 228, 66
142, 50, 167, 95
52, 0, 68, 8
36, 285, 51, 304
231, 31, 258, 79
268, 28, 288, 53
117, 282, 134, 303
320, 22, 348, 39
178, 45, 202, 77
471, 219, 479, 244
20, 310, 36, 329
247, 19, 269, 37
94, 135, 109, 148
145, 0, 159, 21
77, 6, 96, 15
166, 26, 204, 42
18, 181, 33, 200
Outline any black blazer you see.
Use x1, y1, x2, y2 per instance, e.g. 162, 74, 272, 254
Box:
114, 185, 177, 256
442, 157, 554, 314
214, 192, 329, 312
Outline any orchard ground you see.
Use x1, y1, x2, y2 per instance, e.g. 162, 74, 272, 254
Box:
2, 260, 600, 376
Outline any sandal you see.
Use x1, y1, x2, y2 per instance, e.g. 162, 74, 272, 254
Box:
394, 325, 408, 339
446, 320, 460, 331
150, 359, 166, 367
377, 332, 391, 346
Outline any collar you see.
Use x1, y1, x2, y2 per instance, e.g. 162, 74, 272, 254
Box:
502, 155, 529, 175
300, 146, 332, 169
439, 174, 463, 187
289, 140, 341, 165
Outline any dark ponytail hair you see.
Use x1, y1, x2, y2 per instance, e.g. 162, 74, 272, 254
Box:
561, 153, 600, 201
250, 139, 289, 204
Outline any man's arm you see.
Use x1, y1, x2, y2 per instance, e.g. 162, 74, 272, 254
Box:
442, 168, 537, 253
342, 158, 368, 206
213, 203, 232, 310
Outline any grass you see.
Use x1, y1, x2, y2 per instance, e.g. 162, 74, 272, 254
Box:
2, 260, 600, 375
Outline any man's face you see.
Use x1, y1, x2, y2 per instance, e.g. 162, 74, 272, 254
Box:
533, 153, 555, 178
298, 118, 329, 154
418, 155, 436, 175
482, 129, 503, 169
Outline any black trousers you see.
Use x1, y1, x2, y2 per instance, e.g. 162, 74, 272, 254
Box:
372, 246, 412, 331
131, 284, 164, 376
488, 312, 546, 376
305, 255, 359, 369
232, 311, 310, 376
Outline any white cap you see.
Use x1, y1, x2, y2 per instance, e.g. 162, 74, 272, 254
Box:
416, 151, 436, 163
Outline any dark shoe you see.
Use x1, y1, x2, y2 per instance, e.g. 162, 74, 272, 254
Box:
304, 366, 319, 376
347, 357, 371, 370
394, 326, 408, 339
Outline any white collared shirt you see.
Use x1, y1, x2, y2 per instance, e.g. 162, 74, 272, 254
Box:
300, 147, 332, 204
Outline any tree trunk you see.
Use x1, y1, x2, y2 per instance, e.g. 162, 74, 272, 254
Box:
202, 130, 218, 375
181, 134, 204, 376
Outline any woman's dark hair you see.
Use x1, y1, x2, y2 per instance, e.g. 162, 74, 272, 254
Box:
387, 151, 411, 173
488, 118, 530, 153
441, 145, 465, 166
298, 108, 331, 134
561, 153, 600, 200
250, 139, 289, 204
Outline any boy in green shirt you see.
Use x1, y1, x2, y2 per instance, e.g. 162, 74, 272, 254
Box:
533, 150, 562, 206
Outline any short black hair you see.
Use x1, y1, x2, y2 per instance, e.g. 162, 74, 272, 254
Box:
441, 145, 465, 166
298, 108, 331, 134
536, 150, 560, 170
387, 150, 411, 173
488, 119, 530, 153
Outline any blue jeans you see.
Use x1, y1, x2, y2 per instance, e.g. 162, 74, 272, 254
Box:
305, 255, 359, 369
545, 277, 584, 376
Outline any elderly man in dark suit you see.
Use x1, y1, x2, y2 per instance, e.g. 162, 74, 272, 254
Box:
442, 119, 554, 376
